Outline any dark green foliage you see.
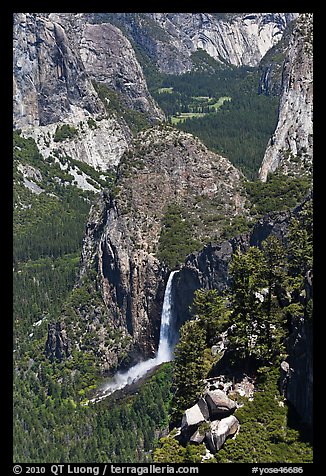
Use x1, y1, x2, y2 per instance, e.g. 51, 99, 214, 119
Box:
221, 215, 252, 239
170, 320, 207, 425
87, 117, 98, 129
191, 48, 229, 72
259, 236, 288, 360
154, 433, 217, 463
153, 436, 209, 463
13, 134, 112, 263
176, 93, 278, 179
191, 289, 230, 345
157, 66, 255, 99
13, 133, 175, 463
131, 42, 166, 93
287, 199, 313, 279
153, 436, 187, 462
151, 67, 278, 179
167, 211, 312, 459
228, 239, 289, 364
286, 199, 313, 320
170, 289, 230, 426
13, 253, 80, 359
69, 156, 115, 188
245, 173, 311, 218
157, 203, 200, 269
215, 368, 313, 463
13, 190, 91, 262
14, 363, 173, 463
54, 124, 78, 142
228, 247, 268, 361
92, 81, 151, 134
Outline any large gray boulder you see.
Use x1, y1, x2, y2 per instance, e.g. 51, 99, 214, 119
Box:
181, 398, 209, 432
205, 389, 236, 419
205, 415, 239, 453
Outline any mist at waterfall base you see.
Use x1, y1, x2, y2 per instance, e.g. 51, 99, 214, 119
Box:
92, 271, 178, 402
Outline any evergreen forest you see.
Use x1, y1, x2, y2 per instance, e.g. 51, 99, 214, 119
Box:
146, 55, 279, 179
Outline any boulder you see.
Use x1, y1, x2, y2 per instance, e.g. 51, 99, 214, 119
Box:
181, 397, 209, 432
205, 415, 239, 453
189, 428, 206, 445
205, 389, 236, 419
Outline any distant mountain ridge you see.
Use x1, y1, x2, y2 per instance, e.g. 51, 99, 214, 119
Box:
93, 13, 298, 74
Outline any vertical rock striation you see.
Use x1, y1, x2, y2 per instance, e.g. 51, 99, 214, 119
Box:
13, 13, 102, 128
13, 13, 163, 171
103, 13, 298, 74
259, 13, 313, 181
78, 21, 164, 121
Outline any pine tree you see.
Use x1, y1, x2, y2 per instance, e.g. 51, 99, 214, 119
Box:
228, 238, 292, 365
260, 235, 288, 361
153, 436, 186, 463
191, 289, 230, 345
228, 246, 266, 362
171, 320, 206, 425
287, 200, 313, 297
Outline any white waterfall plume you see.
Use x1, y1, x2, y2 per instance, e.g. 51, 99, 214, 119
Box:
156, 270, 178, 364
92, 270, 178, 401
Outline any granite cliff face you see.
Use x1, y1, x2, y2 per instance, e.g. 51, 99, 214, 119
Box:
78, 126, 247, 364
258, 21, 294, 96
172, 207, 294, 332
13, 13, 103, 128
13, 13, 163, 171
102, 13, 298, 74
259, 13, 313, 181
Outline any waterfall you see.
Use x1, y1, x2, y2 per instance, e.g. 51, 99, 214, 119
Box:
156, 270, 178, 364
92, 270, 178, 402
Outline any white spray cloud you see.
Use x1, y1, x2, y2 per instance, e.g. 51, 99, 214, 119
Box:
92, 271, 178, 403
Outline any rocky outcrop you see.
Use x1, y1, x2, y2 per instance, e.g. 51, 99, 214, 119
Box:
13, 13, 164, 171
45, 322, 70, 361
176, 389, 239, 453
181, 398, 210, 438
205, 416, 239, 453
78, 126, 247, 365
173, 194, 312, 427
23, 117, 131, 171
13, 13, 103, 128
13, 13, 133, 170
259, 13, 313, 181
205, 389, 237, 418
172, 200, 308, 330
78, 21, 163, 121
206, 374, 255, 401
280, 316, 313, 428
258, 20, 294, 96
102, 13, 298, 74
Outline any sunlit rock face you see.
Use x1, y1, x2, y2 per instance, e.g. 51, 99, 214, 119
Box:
259, 13, 313, 181
106, 13, 298, 74
13, 13, 162, 171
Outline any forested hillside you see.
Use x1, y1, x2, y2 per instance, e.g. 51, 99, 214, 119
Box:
13, 133, 174, 462
154, 199, 313, 463
13, 128, 312, 463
